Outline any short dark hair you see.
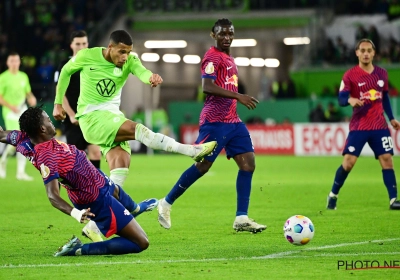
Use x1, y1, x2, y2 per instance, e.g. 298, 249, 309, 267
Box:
355, 38, 376, 51
211, 18, 233, 33
109, 30, 133, 45
8, 52, 19, 57
19, 106, 45, 138
70, 30, 88, 43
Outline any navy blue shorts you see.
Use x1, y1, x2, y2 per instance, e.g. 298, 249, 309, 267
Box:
343, 129, 394, 159
195, 122, 254, 162
73, 176, 133, 238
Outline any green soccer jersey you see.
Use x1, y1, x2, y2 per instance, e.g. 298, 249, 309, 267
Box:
55, 47, 153, 118
0, 70, 31, 108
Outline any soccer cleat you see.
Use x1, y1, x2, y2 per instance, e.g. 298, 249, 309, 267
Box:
233, 216, 267, 233
82, 220, 103, 242
54, 235, 83, 257
157, 198, 171, 229
390, 200, 400, 210
326, 195, 337, 210
16, 172, 34, 181
192, 141, 217, 162
0, 161, 5, 179
132, 198, 159, 218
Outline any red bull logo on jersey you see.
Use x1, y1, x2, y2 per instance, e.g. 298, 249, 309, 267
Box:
225, 74, 238, 87
360, 89, 382, 101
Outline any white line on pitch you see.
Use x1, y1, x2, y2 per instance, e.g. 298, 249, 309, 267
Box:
1, 238, 399, 269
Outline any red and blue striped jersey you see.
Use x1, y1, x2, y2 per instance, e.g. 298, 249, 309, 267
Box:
6, 131, 105, 204
340, 65, 388, 131
200, 46, 241, 125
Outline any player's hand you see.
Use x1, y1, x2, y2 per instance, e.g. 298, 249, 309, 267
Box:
0, 126, 3, 131
9, 105, 19, 114
390, 119, 400, 130
69, 115, 79, 125
237, 94, 259, 110
27, 95, 37, 107
149, 74, 163, 87
348, 97, 364, 107
53, 104, 66, 121
80, 208, 95, 223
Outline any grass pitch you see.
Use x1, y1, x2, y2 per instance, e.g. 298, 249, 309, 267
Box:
0, 155, 399, 279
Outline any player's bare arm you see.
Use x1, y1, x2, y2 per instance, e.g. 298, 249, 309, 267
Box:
390, 119, 400, 130
348, 97, 364, 107
149, 74, 163, 87
202, 78, 259, 110
0, 126, 11, 143
62, 96, 78, 125
26, 92, 37, 107
0, 94, 19, 113
45, 179, 94, 223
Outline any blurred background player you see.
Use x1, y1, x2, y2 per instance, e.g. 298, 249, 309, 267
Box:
0, 107, 155, 256
53, 30, 216, 189
326, 39, 400, 210
54, 30, 102, 169
0, 52, 37, 180
157, 19, 266, 233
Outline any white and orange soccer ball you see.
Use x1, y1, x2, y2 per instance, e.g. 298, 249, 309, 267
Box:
283, 215, 315, 246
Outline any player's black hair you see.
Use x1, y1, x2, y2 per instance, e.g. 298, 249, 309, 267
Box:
109, 30, 133, 45
19, 106, 45, 138
70, 30, 88, 43
211, 18, 233, 33
355, 38, 376, 51
8, 51, 19, 57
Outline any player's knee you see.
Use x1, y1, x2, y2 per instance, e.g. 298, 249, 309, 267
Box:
138, 237, 149, 251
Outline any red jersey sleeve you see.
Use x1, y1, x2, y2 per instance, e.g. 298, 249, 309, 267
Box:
35, 144, 60, 184
201, 50, 221, 80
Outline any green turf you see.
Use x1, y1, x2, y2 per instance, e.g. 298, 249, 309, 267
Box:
1, 155, 399, 279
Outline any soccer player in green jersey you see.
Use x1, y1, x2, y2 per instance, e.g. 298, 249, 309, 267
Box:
53, 30, 216, 188
0, 52, 37, 180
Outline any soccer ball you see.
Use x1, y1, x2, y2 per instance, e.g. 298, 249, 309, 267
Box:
283, 215, 315, 245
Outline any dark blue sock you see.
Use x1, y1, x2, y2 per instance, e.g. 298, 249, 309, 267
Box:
382, 169, 397, 200
331, 165, 349, 195
69, 237, 143, 255
236, 170, 253, 216
165, 164, 203, 205
109, 184, 138, 212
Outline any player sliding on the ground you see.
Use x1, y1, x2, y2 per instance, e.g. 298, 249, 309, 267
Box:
0, 106, 156, 256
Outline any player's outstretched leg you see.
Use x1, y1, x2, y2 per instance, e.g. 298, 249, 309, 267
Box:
326, 165, 350, 210
55, 219, 149, 256
134, 123, 217, 162
158, 164, 205, 229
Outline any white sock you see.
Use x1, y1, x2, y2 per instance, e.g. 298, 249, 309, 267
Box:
1, 145, 15, 164
16, 153, 27, 174
390, 198, 396, 205
110, 168, 129, 187
134, 123, 196, 157
161, 198, 172, 208
329, 192, 338, 198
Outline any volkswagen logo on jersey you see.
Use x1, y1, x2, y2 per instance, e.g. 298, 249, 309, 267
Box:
96, 79, 116, 97
225, 74, 238, 87
360, 89, 382, 101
